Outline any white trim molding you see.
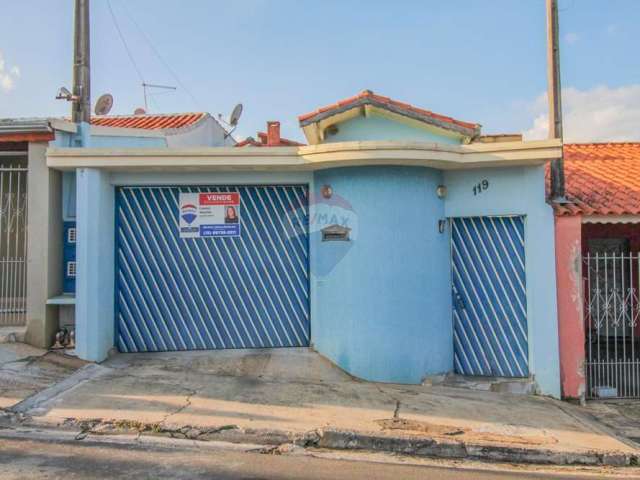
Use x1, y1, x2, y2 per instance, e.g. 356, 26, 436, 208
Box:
47, 139, 561, 172
582, 215, 640, 224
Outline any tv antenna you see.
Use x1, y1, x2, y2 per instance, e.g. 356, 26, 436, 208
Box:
142, 82, 176, 112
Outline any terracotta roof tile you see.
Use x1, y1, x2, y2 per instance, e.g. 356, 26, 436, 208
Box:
550, 143, 640, 216
90, 112, 206, 130
298, 90, 480, 136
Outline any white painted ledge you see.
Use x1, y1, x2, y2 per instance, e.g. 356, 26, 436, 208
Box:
46, 139, 561, 172
46, 295, 76, 305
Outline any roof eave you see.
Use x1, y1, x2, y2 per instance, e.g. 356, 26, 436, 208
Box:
0, 118, 52, 134
46, 139, 560, 172
299, 97, 480, 139
0, 119, 55, 142
582, 214, 640, 224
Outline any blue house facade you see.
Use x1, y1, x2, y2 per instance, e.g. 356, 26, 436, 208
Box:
47, 91, 563, 397
13, 113, 232, 351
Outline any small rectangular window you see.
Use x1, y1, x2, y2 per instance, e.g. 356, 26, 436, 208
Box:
67, 228, 77, 244
66, 261, 77, 278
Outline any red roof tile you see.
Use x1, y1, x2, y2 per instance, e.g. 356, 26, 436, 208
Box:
298, 90, 480, 136
90, 112, 206, 130
551, 143, 640, 216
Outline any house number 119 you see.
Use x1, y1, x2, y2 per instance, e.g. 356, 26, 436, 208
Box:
473, 179, 489, 196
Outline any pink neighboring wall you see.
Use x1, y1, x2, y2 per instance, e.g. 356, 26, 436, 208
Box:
555, 215, 585, 399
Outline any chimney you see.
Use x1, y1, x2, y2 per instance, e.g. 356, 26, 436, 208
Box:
266, 121, 281, 146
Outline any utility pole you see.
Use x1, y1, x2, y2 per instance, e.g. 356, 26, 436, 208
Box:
547, 0, 565, 200
72, 0, 91, 124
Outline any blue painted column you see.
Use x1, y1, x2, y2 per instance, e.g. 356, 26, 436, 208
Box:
312, 166, 452, 384
75, 168, 115, 361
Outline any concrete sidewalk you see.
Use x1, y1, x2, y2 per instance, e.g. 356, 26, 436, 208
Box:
0, 342, 83, 409
4, 348, 638, 466
582, 400, 640, 446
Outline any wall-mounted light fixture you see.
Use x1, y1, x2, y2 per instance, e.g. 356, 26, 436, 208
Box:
321, 184, 333, 199
436, 185, 447, 199
55, 86, 78, 102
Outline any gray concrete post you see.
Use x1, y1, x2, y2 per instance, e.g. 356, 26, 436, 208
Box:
25, 142, 62, 348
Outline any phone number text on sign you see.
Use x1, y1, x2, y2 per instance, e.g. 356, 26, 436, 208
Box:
179, 192, 241, 238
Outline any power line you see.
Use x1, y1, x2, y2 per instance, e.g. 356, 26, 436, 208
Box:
119, 1, 202, 110
107, 0, 145, 84
558, 0, 575, 12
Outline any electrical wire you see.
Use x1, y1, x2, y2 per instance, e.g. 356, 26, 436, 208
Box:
558, 0, 575, 12
119, 1, 202, 111
107, 0, 145, 84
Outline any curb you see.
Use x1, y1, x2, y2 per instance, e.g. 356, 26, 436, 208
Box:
316, 429, 636, 467
10, 415, 636, 467
9, 364, 110, 414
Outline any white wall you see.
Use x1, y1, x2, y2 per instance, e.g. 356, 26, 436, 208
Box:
25, 142, 63, 348
165, 117, 234, 147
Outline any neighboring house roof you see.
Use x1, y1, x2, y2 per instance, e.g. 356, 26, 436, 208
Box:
236, 132, 305, 147
236, 121, 305, 147
1, 112, 235, 147
298, 90, 481, 140
0, 112, 211, 141
90, 112, 207, 130
553, 143, 640, 216
0, 117, 55, 142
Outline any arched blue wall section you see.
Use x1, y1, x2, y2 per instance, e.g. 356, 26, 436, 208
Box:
311, 166, 452, 383
322, 115, 462, 144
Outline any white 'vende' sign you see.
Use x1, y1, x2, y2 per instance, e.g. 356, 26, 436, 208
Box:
179, 192, 241, 238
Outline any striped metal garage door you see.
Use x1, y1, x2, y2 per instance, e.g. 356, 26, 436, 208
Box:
451, 216, 529, 377
115, 185, 309, 352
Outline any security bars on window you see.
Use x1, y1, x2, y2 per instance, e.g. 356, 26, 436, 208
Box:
584, 253, 640, 399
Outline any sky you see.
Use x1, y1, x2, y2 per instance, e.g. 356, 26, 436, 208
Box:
0, 0, 638, 143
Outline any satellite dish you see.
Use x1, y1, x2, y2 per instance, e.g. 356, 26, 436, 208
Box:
229, 103, 243, 127
134, 107, 146, 115
94, 93, 113, 116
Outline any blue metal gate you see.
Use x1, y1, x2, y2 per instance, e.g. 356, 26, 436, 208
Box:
451, 216, 529, 377
115, 185, 309, 352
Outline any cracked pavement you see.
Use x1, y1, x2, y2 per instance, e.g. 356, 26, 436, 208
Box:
0, 343, 83, 409
0, 346, 637, 465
